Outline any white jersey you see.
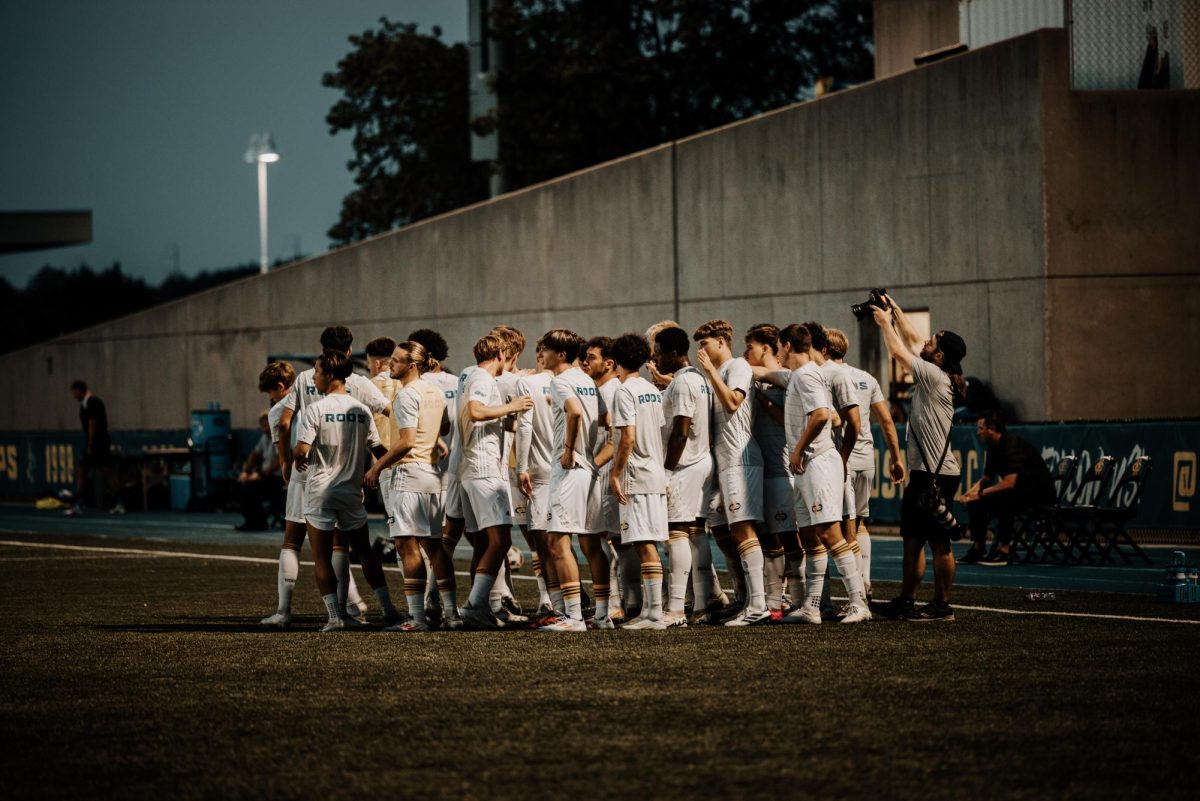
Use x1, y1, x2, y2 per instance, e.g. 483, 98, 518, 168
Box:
711, 356, 762, 470
284, 367, 389, 448
785, 362, 835, 459
752, 371, 790, 479
594, 377, 619, 492
613, 376, 667, 495
820, 358, 858, 449
458, 367, 504, 480
445, 366, 477, 479
844, 364, 885, 471
497, 370, 523, 471
550, 367, 600, 472
515, 371, 555, 481
268, 396, 288, 445
297, 393, 381, 508
660, 366, 712, 469
425, 370, 459, 475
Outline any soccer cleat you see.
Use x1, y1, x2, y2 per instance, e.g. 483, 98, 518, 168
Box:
493, 606, 529, 628
259, 611, 291, 628
724, 607, 773, 627
778, 606, 822, 625
461, 603, 499, 631
383, 619, 430, 632
108, 503, 126, 515
622, 615, 667, 630
979, 550, 1011, 567
320, 618, 346, 632
907, 601, 955, 622
839, 603, 872, 624
538, 616, 587, 632
343, 615, 371, 630
501, 596, 524, 617
590, 615, 616, 630
660, 611, 688, 628
64, 505, 83, 517
769, 609, 784, 622
439, 613, 464, 631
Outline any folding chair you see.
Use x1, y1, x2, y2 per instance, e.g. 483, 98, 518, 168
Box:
1016, 454, 1078, 564
1094, 457, 1154, 566
1058, 455, 1116, 564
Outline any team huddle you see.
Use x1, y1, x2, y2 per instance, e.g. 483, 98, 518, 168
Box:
255, 318, 905, 632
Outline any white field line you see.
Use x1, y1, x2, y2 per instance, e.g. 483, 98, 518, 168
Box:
4, 539, 1199, 626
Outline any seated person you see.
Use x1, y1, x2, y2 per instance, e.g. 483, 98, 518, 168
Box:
235, 414, 282, 531
960, 411, 1056, 565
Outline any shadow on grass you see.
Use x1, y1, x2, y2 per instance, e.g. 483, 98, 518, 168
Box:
88, 617, 339, 634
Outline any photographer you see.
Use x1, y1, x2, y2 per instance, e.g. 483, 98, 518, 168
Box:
870, 296, 967, 622
960, 411, 1056, 566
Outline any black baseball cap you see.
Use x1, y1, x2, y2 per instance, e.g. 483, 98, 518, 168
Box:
936, 330, 966, 375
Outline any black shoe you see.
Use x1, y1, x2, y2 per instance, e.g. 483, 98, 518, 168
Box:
958, 547, 985, 565
907, 601, 955, 622
501, 596, 524, 617
870, 597, 916, 621
979, 550, 1011, 567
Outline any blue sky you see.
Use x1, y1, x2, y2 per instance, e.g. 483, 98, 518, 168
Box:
0, 1, 467, 287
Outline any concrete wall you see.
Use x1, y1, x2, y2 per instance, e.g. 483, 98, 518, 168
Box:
5, 30, 1197, 434
873, 0, 960, 79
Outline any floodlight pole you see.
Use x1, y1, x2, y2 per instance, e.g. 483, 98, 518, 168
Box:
257, 158, 269, 275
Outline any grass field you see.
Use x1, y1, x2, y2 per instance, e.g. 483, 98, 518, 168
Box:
2, 532, 1199, 801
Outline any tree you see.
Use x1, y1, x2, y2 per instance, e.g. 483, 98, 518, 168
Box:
322, 20, 489, 245
325, 1, 872, 243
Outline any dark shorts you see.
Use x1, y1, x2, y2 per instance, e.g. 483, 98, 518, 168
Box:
900, 470, 961, 542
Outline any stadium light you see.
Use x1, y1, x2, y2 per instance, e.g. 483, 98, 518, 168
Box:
243, 133, 279, 274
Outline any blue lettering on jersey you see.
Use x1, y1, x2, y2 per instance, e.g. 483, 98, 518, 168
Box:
637, 394, 662, 404
857, 381, 868, 390
325, 412, 368, 424
575, 386, 597, 397
306, 386, 318, 395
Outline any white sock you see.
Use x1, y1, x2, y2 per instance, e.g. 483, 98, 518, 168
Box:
764, 550, 785, 611
832, 543, 866, 607
467, 572, 497, 610
642, 564, 664, 621
608, 545, 623, 607
322, 592, 340, 622
489, 563, 507, 612
332, 550, 350, 614
550, 589, 565, 614
737, 539, 767, 612
423, 551, 438, 606
536, 574, 550, 606
346, 569, 364, 607
277, 548, 299, 614
820, 565, 833, 609
438, 581, 457, 617
374, 585, 398, 618
786, 551, 806, 605
804, 547, 828, 609
858, 529, 872, 591
667, 533, 692, 614
403, 578, 424, 624
690, 534, 714, 610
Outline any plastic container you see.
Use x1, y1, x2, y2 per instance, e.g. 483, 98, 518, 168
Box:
169, 475, 191, 510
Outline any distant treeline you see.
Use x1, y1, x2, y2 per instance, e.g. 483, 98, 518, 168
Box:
0, 261, 274, 354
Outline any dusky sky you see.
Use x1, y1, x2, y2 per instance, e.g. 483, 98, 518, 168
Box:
0, 1, 467, 288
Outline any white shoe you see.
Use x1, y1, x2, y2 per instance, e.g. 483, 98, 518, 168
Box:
383, 619, 430, 632
623, 615, 667, 630
108, 503, 126, 515
724, 607, 772, 627
259, 611, 291, 628
347, 598, 369, 622
494, 607, 529, 628
661, 611, 689, 628
591, 615, 615, 630
320, 618, 346, 632
839, 603, 872, 624
64, 505, 83, 517
538, 616, 587, 632
779, 606, 822, 625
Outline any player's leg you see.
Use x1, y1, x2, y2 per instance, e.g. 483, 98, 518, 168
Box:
390, 534, 429, 630
578, 533, 611, 623
758, 528, 785, 616
343, 522, 400, 625
623, 541, 666, 629
664, 526, 692, 626
538, 531, 586, 631
261, 516, 306, 627
306, 522, 343, 631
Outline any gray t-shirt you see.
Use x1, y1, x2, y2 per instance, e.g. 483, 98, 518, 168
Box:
612, 376, 667, 495
297, 393, 381, 510
820, 359, 858, 450
845, 364, 885, 471
784, 362, 834, 459
907, 358, 959, 476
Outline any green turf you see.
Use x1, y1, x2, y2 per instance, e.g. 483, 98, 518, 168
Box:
1, 534, 1199, 801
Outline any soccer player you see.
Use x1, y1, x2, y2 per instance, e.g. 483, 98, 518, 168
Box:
780, 324, 870, 624
278, 326, 392, 624
488, 325, 528, 625
806, 322, 863, 551
743, 324, 796, 619
408, 328, 460, 620
652, 326, 715, 626
825, 327, 905, 597
293, 350, 400, 631
693, 320, 771, 626
583, 336, 620, 625
257, 360, 303, 627
364, 340, 451, 632
366, 336, 400, 543
516, 339, 558, 615
456, 333, 534, 629
540, 328, 607, 632
608, 333, 671, 630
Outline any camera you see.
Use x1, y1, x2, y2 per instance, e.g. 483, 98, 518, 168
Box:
918, 484, 964, 540
851, 287, 890, 321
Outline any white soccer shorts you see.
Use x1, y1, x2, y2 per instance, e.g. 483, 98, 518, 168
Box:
509, 471, 528, 527
378, 466, 396, 527
618, 493, 668, 544
842, 470, 858, 521
548, 466, 591, 534
667, 458, 713, 523
304, 501, 369, 532
285, 479, 305, 525
763, 474, 796, 534
444, 475, 464, 520
389, 490, 444, 539
460, 475, 512, 533
793, 449, 844, 528
706, 465, 764, 527
851, 467, 875, 519
587, 469, 620, 534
